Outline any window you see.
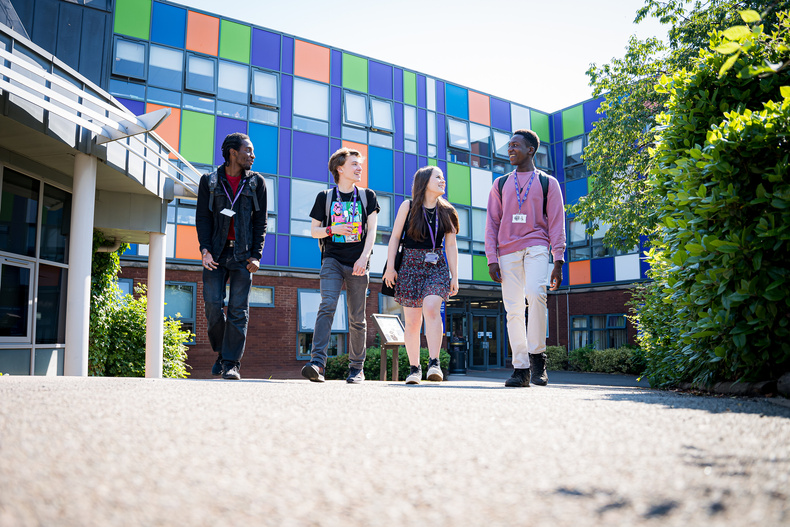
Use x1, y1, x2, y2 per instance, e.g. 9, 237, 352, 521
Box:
148, 45, 183, 91
427, 111, 437, 158
426, 77, 436, 111
291, 179, 327, 236
370, 98, 394, 133
0, 168, 39, 257
293, 78, 329, 135
377, 194, 392, 230
185, 54, 216, 94
591, 220, 614, 259
264, 176, 276, 234
182, 93, 215, 113
471, 208, 486, 253
565, 136, 587, 180
568, 219, 590, 261
217, 101, 248, 120
218, 61, 249, 104
249, 286, 275, 307
118, 278, 134, 297
470, 123, 490, 170
112, 38, 146, 79
492, 130, 511, 174
251, 69, 278, 107
447, 118, 470, 165
404, 105, 417, 154
455, 207, 470, 252
535, 143, 552, 170
148, 87, 181, 107
36, 265, 67, 344
250, 107, 278, 126
571, 314, 628, 350
0, 258, 33, 340
297, 289, 347, 359
165, 282, 196, 342
344, 91, 368, 127
39, 184, 71, 264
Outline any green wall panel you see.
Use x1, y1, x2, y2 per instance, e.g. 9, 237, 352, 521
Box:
403, 71, 416, 106
114, 0, 151, 40
219, 20, 251, 63
180, 111, 215, 165
447, 163, 471, 206
562, 104, 585, 139
530, 110, 550, 144
343, 54, 368, 92
427, 158, 437, 166
473, 255, 494, 282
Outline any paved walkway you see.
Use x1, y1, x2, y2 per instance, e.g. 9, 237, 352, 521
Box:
0, 375, 788, 526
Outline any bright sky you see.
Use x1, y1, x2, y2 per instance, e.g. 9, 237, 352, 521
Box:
175, 0, 668, 113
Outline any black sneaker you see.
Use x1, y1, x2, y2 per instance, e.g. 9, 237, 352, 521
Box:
301, 362, 325, 383
211, 355, 223, 377
505, 368, 530, 387
346, 367, 365, 384
222, 363, 241, 380
426, 358, 443, 381
530, 352, 549, 386
405, 365, 422, 384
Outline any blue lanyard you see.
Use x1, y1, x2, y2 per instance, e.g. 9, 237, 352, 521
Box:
335, 186, 358, 222
513, 170, 537, 213
221, 177, 247, 209
423, 206, 438, 250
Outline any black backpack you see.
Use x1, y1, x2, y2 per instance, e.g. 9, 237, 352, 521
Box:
495, 170, 549, 217
318, 187, 369, 253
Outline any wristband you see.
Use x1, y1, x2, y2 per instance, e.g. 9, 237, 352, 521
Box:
326, 225, 332, 236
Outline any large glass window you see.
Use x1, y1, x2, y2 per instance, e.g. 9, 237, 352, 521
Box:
572, 314, 628, 350
218, 61, 248, 104
470, 123, 490, 170
492, 130, 511, 174
251, 69, 278, 107
535, 144, 552, 170
185, 54, 216, 94
448, 118, 470, 165
344, 91, 368, 127
427, 111, 437, 157
591, 220, 614, 259
165, 282, 196, 340
0, 168, 40, 257
293, 79, 329, 135
291, 179, 327, 236
370, 98, 394, 132
568, 219, 590, 261
471, 208, 486, 253
0, 260, 32, 338
148, 45, 183, 91
36, 264, 67, 344
565, 136, 587, 180
39, 184, 71, 264
297, 289, 347, 359
112, 38, 146, 79
455, 207, 470, 252
404, 105, 417, 154
377, 194, 392, 230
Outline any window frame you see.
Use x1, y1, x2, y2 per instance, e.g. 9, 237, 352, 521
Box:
249, 285, 275, 308
570, 313, 628, 350
343, 90, 369, 128
184, 52, 218, 95
369, 97, 394, 133
296, 288, 349, 360
164, 281, 197, 345
111, 36, 148, 80
147, 44, 184, 91
250, 68, 280, 108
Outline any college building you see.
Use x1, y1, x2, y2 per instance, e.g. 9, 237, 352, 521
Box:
0, 0, 647, 378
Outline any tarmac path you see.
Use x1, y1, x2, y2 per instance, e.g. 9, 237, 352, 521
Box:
0, 375, 788, 526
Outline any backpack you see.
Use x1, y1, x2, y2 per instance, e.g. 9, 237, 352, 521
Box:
318, 187, 369, 253
495, 170, 549, 218
207, 170, 260, 212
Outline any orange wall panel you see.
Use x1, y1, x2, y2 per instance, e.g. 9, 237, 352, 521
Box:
341, 141, 368, 188
186, 11, 219, 56
294, 40, 330, 84
146, 103, 180, 159
176, 225, 200, 260
468, 91, 490, 126
569, 260, 591, 285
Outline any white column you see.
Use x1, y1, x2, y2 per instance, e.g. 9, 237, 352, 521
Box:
145, 231, 166, 378
64, 153, 97, 376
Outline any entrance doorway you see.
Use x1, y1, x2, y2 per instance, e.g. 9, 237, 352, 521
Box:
470, 313, 501, 369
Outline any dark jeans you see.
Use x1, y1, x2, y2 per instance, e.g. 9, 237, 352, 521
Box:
311, 257, 369, 369
203, 246, 252, 367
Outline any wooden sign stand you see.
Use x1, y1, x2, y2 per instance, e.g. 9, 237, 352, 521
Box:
371, 314, 406, 381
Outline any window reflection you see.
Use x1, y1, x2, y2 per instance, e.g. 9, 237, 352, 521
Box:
39, 185, 71, 264
0, 168, 39, 257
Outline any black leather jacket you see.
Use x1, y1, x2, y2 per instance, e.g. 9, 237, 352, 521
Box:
196, 165, 267, 262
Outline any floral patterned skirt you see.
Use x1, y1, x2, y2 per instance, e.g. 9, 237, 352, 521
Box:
395, 247, 450, 308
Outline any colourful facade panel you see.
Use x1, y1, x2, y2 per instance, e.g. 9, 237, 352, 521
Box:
490, 97, 511, 131
367, 147, 393, 193
175, 225, 199, 260
403, 71, 416, 106
473, 255, 494, 282
114, 0, 151, 40
369, 61, 393, 99
530, 110, 550, 144
186, 11, 219, 56
151, 2, 185, 48
468, 91, 490, 126
343, 53, 367, 93
214, 116, 248, 166
180, 110, 215, 165
248, 123, 278, 175
562, 104, 585, 139
291, 236, 321, 269
569, 260, 591, 285
251, 28, 279, 70
219, 20, 251, 63
294, 40, 329, 84
146, 103, 180, 159
446, 162, 471, 206
342, 141, 368, 188
590, 257, 615, 283
293, 131, 329, 182
445, 84, 469, 120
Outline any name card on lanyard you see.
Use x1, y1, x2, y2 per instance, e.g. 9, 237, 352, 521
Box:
220, 177, 247, 218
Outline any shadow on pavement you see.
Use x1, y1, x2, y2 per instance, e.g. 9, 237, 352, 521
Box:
601, 391, 790, 418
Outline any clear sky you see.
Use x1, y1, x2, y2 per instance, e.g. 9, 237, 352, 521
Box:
174, 0, 668, 113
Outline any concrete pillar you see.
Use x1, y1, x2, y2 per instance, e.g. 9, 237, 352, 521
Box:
145, 231, 166, 378
64, 153, 97, 376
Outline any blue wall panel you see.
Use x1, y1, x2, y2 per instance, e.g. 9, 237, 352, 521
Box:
278, 129, 291, 177
281, 36, 294, 74
368, 146, 393, 193
291, 236, 321, 269
116, 97, 145, 116
277, 234, 289, 266
436, 80, 445, 114
584, 96, 606, 133
79, 8, 110, 85
417, 108, 427, 156
331, 138, 341, 155
280, 74, 292, 128
437, 114, 446, 160
394, 102, 404, 151
369, 61, 393, 99
553, 142, 565, 182
261, 235, 275, 266
552, 112, 562, 144
490, 97, 511, 131
393, 151, 404, 195
565, 178, 588, 205
330, 86, 341, 138
248, 122, 277, 174
394, 68, 403, 102
292, 131, 328, 181
331, 49, 342, 86
417, 74, 426, 108
405, 153, 418, 192
214, 117, 248, 166
591, 257, 615, 283
151, 2, 186, 48
251, 28, 280, 71
445, 84, 468, 120
277, 177, 290, 234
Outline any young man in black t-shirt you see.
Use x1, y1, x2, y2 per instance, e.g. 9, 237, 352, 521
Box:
301, 148, 379, 383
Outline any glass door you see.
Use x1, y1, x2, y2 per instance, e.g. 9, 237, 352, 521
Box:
470, 313, 500, 369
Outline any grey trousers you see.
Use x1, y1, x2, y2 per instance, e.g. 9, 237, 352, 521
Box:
311, 257, 369, 369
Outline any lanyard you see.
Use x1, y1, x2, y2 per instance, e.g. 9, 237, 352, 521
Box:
423, 206, 439, 251
335, 186, 358, 222
513, 170, 537, 213
220, 177, 247, 210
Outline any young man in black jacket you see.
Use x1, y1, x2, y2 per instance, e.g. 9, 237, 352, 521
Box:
196, 132, 267, 380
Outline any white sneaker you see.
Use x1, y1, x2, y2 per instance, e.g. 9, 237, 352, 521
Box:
405, 365, 422, 384
426, 358, 443, 381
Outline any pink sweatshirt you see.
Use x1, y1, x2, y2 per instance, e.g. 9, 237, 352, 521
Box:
485, 170, 566, 264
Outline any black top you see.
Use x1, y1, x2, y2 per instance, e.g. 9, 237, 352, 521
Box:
403, 205, 446, 250
310, 187, 380, 266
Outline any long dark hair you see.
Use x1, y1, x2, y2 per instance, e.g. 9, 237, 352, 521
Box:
406, 166, 459, 242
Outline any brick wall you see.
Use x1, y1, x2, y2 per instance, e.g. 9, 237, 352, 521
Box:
547, 287, 638, 349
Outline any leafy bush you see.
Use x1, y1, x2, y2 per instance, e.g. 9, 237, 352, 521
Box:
636, 11, 790, 386
569, 344, 595, 372
567, 345, 645, 375
325, 347, 450, 381
546, 346, 569, 371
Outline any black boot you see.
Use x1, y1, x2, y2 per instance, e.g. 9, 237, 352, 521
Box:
505, 368, 530, 387
211, 354, 223, 377
530, 352, 549, 386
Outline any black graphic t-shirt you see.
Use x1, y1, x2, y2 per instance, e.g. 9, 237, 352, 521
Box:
310, 187, 380, 266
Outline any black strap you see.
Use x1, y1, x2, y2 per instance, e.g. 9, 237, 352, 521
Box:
496, 171, 549, 217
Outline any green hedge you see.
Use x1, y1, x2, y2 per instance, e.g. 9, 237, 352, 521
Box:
552, 345, 645, 375
325, 347, 450, 381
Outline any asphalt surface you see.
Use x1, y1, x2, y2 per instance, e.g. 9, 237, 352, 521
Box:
0, 374, 788, 526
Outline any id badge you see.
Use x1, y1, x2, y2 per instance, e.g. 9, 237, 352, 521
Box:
424, 252, 439, 265
220, 208, 236, 218
512, 214, 527, 224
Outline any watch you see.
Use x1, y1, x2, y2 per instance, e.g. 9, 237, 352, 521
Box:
326, 225, 332, 236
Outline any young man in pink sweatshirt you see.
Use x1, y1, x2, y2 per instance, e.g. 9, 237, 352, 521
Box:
485, 129, 566, 387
